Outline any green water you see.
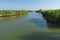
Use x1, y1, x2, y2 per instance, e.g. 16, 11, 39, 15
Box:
0, 12, 60, 40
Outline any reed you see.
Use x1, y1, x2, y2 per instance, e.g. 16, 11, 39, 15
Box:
36, 9, 60, 24
0, 10, 28, 17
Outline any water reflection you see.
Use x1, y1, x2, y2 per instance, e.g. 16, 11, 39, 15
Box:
20, 32, 60, 40
48, 23, 60, 28
0, 15, 26, 22
48, 23, 60, 33
29, 18, 48, 28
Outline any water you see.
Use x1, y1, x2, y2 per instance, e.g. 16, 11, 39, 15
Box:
0, 12, 60, 40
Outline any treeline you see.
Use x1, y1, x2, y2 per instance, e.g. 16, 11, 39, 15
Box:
36, 9, 60, 24
0, 10, 28, 17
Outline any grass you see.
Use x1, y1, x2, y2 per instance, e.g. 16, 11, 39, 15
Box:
0, 10, 28, 17
36, 9, 60, 24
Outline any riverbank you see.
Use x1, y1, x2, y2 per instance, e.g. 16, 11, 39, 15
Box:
0, 10, 28, 17
36, 9, 60, 25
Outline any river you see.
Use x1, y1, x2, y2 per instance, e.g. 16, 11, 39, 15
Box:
0, 12, 60, 40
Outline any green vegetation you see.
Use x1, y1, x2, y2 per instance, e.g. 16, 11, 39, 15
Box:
36, 9, 60, 24
0, 10, 28, 17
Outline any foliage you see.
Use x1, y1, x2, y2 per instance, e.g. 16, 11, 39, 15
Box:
36, 9, 60, 23
0, 10, 28, 14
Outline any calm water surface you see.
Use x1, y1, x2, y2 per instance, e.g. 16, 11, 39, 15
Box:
0, 12, 60, 40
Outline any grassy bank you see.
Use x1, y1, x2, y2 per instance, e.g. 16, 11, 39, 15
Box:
36, 9, 60, 24
0, 10, 28, 17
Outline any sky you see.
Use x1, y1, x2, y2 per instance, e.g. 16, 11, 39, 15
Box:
0, 0, 60, 10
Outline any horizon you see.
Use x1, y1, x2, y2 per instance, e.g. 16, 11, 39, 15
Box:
0, 0, 60, 10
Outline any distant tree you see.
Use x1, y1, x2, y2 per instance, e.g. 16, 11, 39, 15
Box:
39, 9, 42, 13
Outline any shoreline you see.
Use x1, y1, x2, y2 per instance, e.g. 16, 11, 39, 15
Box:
36, 9, 60, 25
0, 10, 28, 17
